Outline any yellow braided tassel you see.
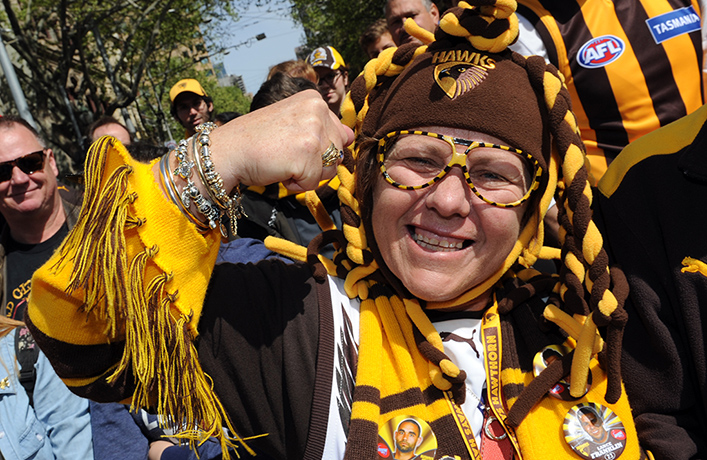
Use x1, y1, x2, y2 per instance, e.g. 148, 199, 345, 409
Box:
570, 312, 599, 398
344, 265, 377, 300
264, 236, 308, 262
304, 189, 336, 232
403, 17, 436, 44
439, 1, 519, 52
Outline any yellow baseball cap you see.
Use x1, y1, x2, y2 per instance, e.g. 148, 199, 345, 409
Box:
169, 79, 208, 104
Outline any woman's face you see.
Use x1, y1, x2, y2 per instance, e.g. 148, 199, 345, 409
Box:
371, 127, 528, 304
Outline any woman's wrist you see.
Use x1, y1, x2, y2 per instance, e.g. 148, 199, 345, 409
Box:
154, 124, 246, 238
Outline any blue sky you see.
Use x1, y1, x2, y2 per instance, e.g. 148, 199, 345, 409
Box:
214, 3, 306, 94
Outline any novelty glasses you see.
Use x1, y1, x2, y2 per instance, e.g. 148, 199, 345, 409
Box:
0, 150, 46, 183
378, 131, 541, 207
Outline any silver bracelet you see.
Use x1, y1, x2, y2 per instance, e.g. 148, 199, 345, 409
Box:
194, 122, 246, 237
171, 136, 221, 231
158, 150, 210, 232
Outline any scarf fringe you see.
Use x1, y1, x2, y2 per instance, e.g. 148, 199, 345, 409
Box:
51, 139, 254, 459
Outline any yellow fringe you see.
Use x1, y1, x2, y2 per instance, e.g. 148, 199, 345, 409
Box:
51, 138, 253, 459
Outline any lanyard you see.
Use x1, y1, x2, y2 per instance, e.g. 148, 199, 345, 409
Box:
443, 295, 522, 460
444, 387, 483, 460
480, 300, 522, 460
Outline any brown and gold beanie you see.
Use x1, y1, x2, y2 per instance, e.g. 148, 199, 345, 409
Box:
363, 42, 549, 174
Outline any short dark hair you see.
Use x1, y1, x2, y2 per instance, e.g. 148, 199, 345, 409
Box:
125, 141, 169, 163
86, 116, 130, 142
169, 93, 214, 122
542, 348, 562, 362
397, 418, 422, 436
250, 73, 318, 112
214, 111, 242, 126
0, 115, 46, 147
359, 18, 390, 52
578, 406, 600, 424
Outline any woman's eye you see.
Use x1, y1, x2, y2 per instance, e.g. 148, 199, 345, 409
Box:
478, 170, 508, 182
403, 156, 441, 169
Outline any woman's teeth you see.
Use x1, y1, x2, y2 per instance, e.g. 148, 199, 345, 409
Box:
413, 231, 464, 252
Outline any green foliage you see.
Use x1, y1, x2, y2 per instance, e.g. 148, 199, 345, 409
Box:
290, 0, 387, 77
289, 0, 456, 77
202, 79, 251, 116
0, 0, 246, 170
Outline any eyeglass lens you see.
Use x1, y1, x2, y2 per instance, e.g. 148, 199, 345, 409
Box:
380, 133, 536, 205
0, 150, 45, 182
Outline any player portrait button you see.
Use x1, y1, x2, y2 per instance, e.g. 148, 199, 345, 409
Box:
563, 403, 626, 460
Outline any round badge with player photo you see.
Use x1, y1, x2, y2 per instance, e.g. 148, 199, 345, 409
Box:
563, 403, 627, 460
377, 415, 437, 460
533, 344, 591, 400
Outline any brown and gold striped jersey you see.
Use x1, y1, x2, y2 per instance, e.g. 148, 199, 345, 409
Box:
516, 0, 704, 183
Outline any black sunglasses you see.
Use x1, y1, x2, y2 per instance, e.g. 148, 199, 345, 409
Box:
0, 150, 46, 182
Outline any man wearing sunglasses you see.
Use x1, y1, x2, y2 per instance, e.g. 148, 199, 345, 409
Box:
0, 116, 92, 459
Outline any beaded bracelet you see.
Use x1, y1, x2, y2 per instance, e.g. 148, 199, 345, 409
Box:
171, 137, 222, 232
158, 150, 210, 233
194, 122, 246, 237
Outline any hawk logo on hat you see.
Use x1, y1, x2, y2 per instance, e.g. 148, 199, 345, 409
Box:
434, 62, 489, 99
310, 48, 328, 66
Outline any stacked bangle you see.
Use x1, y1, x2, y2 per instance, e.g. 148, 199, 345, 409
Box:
194, 123, 246, 237
158, 151, 210, 233
157, 124, 246, 239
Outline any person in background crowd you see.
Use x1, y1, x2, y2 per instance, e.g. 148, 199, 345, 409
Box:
240, 72, 342, 259
359, 18, 397, 59
307, 46, 349, 115
87, 115, 132, 146
169, 78, 215, 138
0, 116, 93, 459
512, 0, 704, 184
250, 74, 318, 112
385, 0, 439, 46
267, 60, 319, 84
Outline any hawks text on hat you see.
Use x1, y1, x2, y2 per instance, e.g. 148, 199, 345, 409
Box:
432, 49, 497, 99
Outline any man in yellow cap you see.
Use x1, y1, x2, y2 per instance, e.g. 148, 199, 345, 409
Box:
306, 46, 348, 116
169, 78, 215, 138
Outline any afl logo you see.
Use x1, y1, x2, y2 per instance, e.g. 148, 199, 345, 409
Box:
576, 35, 625, 68
377, 443, 390, 458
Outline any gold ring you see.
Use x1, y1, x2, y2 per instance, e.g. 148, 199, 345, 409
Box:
321, 142, 342, 167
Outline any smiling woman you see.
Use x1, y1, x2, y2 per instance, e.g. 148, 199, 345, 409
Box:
372, 128, 529, 305
26, 2, 649, 460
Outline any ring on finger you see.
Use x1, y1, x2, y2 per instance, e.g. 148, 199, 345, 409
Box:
321, 142, 343, 167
